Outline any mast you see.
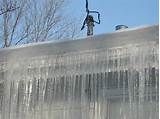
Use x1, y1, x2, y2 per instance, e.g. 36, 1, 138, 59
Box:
81, 0, 101, 36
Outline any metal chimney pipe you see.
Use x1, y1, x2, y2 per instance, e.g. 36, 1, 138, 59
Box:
115, 25, 128, 30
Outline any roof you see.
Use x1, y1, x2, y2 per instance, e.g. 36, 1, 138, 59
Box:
0, 24, 158, 62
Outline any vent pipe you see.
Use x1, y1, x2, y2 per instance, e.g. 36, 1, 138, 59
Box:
115, 25, 128, 30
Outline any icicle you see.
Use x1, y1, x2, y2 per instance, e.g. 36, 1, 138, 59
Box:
0, 41, 158, 119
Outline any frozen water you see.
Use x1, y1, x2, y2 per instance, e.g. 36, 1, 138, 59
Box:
0, 25, 158, 119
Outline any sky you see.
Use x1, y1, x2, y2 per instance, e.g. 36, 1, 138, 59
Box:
69, 0, 159, 35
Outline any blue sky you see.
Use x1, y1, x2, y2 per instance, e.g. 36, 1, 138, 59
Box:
69, 0, 158, 35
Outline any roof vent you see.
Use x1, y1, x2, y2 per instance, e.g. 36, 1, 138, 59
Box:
115, 25, 128, 30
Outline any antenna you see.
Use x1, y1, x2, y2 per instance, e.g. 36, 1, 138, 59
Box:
81, 0, 101, 36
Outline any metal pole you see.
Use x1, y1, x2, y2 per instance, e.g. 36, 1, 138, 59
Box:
86, 15, 94, 36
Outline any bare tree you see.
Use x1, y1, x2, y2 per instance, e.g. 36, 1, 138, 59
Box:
0, 0, 78, 48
